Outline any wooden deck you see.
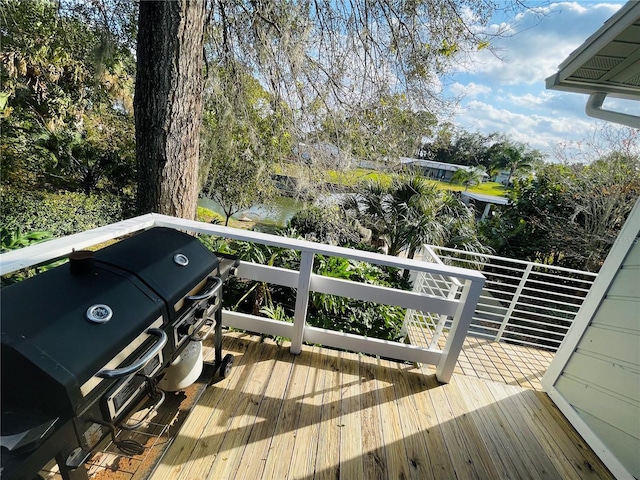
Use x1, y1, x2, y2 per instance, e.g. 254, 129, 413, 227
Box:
146, 331, 612, 480
442, 335, 555, 391
406, 326, 556, 391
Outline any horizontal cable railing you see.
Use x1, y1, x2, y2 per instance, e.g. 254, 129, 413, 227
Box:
404, 245, 598, 351
0, 214, 485, 383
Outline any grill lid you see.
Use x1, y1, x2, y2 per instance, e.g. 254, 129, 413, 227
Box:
1, 263, 165, 417
94, 227, 220, 318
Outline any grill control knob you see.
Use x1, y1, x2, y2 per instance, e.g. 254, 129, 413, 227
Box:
194, 306, 207, 319
177, 321, 196, 337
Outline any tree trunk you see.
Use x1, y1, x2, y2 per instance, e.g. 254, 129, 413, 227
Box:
134, 0, 205, 219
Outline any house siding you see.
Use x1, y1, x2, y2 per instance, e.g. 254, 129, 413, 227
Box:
554, 236, 640, 477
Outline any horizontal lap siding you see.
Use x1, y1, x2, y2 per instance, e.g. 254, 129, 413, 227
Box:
556, 238, 640, 478
575, 407, 640, 479
591, 297, 640, 331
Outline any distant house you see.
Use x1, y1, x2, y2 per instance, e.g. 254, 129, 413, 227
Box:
492, 169, 511, 186
295, 142, 351, 169
398, 157, 488, 182
460, 192, 509, 220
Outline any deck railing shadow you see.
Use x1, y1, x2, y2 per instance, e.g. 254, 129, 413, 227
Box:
155, 333, 613, 480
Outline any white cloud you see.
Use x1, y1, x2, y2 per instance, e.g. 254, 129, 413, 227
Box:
459, 2, 624, 86
453, 100, 597, 155
449, 82, 492, 98
446, 1, 628, 159
507, 92, 553, 108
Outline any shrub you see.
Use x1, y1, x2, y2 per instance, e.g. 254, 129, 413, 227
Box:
0, 187, 130, 237
288, 205, 361, 246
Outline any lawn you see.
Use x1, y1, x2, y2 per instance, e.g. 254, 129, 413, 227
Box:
327, 168, 508, 197
275, 163, 508, 197
442, 181, 507, 196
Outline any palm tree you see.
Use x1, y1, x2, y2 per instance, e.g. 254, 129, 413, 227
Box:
342, 175, 487, 259
450, 167, 486, 191
490, 143, 534, 186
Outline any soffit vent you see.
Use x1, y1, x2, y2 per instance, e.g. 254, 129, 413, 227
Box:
583, 55, 624, 70
627, 73, 640, 87
572, 68, 606, 80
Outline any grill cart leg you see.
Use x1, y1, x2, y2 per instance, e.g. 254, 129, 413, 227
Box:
206, 303, 234, 384
204, 254, 239, 384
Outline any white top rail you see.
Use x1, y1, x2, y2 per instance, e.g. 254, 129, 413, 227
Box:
0, 213, 484, 282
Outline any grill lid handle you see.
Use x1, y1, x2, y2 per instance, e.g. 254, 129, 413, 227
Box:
96, 328, 167, 379
186, 276, 222, 302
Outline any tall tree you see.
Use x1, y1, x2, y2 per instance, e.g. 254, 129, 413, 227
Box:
134, 0, 206, 219
318, 94, 437, 162
482, 154, 640, 271
1, 0, 136, 194
134, 0, 528, 219
488, 141, 537, 186
199, 66, 292, 225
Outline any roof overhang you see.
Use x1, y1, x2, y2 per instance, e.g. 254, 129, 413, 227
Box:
545, 1, 640, 128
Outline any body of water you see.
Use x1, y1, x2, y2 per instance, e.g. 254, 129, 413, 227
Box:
198, 195, 305, 226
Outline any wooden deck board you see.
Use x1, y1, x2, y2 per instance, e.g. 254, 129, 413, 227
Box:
288, 345, 328, 480
358, 354, 388, 480
261, 344, 314, 480
235, 342, 295, 480
313, 347, 342, 480
338, 350, 363, 480
144, 331, 615, 480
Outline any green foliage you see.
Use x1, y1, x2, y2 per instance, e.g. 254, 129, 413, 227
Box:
196, 206, 224, 224
288, 205, 361, 245
420, 127, 543, 182
318, 94, 437, 161
2, 0, 96, 125
0, 227, 67, 285
308, 255, 409, 340
481, 154, 640, 271
204, 230, 411, 342
1, 0, 136, 194
259, 302, 293, 345
480, 164, 569, 265
450, 167, 486, 190
0, 187, 128, 238
200, 66, 293, 225
1, 228, 53, 253
343, 175, 489, 258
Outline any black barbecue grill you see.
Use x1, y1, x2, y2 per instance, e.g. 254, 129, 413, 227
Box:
1, 227, 238, 480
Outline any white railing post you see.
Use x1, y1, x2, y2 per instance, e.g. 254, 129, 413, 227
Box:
431, 279, 462, 349
436, 278, 484, 383
496, 262, 533, 342
291, 250, 314, 354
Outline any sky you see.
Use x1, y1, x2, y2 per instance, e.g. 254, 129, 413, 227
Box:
444, 0, 634, 160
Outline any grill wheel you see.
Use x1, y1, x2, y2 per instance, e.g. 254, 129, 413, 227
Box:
220, 354, 234, 379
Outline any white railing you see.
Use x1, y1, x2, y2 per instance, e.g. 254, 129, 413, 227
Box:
0, 214, 485, 383
405, 245, 598, 351
402, 247, 463, 350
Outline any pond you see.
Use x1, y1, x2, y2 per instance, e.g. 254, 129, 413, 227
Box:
198, 195, 306, 227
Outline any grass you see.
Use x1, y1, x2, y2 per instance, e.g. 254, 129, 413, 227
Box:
197, 206, 259, 230
326, 168, 392, 187
441, 182, 508, 196
326, 168, 508, 197
275, 163, 509, 197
